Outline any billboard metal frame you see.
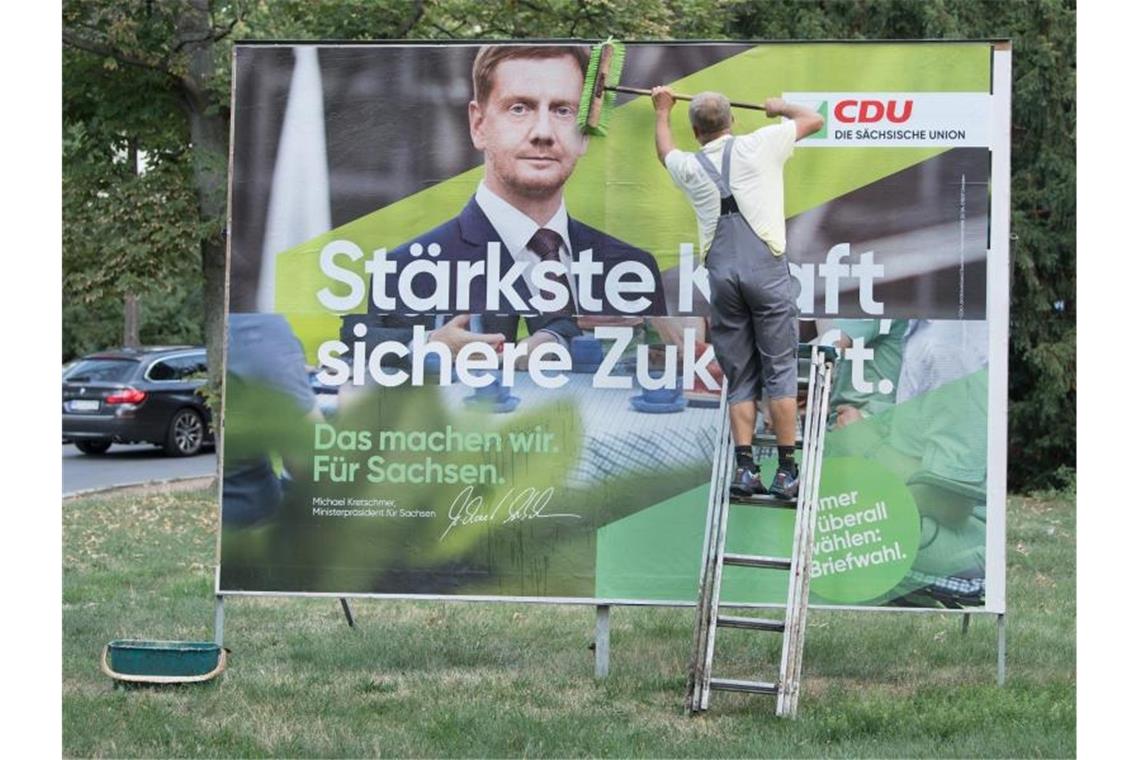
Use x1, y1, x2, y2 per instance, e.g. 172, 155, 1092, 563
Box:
213, 39, 1014, 685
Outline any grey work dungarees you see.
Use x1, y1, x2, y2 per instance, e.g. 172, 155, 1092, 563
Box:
695, 138, 799, 405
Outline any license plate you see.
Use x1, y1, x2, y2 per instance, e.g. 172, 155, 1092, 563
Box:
68, 399, 100, 412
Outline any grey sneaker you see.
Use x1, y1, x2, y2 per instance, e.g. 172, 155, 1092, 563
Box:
769, 466, 800, 500
730, 466, 766, 497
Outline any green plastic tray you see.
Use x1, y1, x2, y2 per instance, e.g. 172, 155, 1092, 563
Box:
102, 640, 227, 684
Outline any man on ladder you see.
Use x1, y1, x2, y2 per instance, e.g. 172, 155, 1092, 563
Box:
651, 86, 823, 499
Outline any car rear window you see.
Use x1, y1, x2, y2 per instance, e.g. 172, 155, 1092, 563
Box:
148, 354, 208, 381
64, 359, 138, 384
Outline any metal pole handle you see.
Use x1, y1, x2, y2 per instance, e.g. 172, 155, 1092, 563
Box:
607, 85, 767, 112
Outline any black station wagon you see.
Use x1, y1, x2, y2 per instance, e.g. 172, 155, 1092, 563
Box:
62, 346, 213, 456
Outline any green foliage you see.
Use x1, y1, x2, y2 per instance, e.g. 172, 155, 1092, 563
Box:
62, 128, 205, 307
62, 279, 203, 362
62, 0, 212, 360
418, 0, 720, 39
243, 0, 426, 40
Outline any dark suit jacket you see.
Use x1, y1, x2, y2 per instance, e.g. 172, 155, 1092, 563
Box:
341, 197, 667, 356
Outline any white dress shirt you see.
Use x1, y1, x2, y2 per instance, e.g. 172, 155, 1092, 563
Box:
475, 181, 579, 308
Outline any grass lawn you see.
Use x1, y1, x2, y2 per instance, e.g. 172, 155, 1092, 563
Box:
62, 484, 1074, 757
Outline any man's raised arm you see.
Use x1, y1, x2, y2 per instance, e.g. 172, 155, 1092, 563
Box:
764, 96, 824, 141
651, 86, 677, 165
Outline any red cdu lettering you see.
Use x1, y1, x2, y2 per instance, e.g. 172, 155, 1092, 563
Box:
858, 100, 885, 123
835, 99, 859, 123
834, 98, 915, 124
886, 100, 913, 123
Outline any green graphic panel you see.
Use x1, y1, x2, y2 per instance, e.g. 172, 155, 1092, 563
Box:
271, 43, 992, 359
809, 457, 920, 603
824, 367, 989, 601
595, 367, 988, 606
595, 483, 708, 601
568, 42, 990, 260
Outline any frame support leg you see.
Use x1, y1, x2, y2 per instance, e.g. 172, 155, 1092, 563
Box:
213, 594, 225, 647
594, 605, 610, 679
997, 613, 1006, 686
340, 598, 356, 628
961, 613, 971, 635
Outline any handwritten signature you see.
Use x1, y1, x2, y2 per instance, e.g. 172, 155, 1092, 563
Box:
439, 485, 581, 541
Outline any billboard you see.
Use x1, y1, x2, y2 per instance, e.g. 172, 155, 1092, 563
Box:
220, 41, 1010, 613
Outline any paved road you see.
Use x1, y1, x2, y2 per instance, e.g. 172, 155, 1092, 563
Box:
63, 442, 217, 496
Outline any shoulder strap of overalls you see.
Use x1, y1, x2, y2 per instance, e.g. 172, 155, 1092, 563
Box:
693, 137, 739, 214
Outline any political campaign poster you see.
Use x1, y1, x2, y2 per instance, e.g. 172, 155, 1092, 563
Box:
220, 41, 1010, 614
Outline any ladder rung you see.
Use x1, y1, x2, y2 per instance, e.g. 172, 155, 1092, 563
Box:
723, 553, 792, 570
753, 434, 803, 447
709, 677, 779, 695
730, 492, 797, 509
716, 615, 785, 632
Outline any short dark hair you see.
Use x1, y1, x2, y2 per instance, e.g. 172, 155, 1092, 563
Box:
472, 44, 590, 106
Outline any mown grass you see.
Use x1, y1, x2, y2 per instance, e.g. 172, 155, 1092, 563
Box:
63, 486, 1074, 757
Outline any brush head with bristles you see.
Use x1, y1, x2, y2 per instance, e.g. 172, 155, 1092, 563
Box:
578, 37, 626, 136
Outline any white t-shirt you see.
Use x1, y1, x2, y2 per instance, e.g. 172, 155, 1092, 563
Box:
664, 120, 797, 255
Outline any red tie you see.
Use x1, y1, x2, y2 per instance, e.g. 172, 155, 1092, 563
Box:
528, 228, 573, 314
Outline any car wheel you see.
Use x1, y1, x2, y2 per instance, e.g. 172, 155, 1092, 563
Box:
75, 440, 112, 455
164, 408, 205, 457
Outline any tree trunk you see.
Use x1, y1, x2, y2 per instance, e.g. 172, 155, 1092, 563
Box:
187, 104, 228, 409
178, 0, 231, 412
123, 294, 140, 348
201, 229, 227, 410
123, 138, 142, 350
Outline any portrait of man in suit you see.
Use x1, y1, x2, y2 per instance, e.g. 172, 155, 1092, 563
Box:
342, 44, 667, 367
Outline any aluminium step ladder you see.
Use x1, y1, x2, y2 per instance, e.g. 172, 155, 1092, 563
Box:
685, 345, 835, 718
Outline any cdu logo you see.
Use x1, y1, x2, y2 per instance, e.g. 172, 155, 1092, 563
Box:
834, 98, 915, 124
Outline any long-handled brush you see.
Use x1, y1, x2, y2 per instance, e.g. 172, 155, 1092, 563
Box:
578, 37, 770, 136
